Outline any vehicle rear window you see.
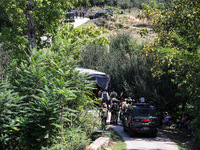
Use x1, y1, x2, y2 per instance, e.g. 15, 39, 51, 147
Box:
133, 107, 156, 117
66, 13, 74, 18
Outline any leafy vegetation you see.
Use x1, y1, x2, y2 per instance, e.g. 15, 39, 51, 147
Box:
1, 0, 200, 149
0, 1, 108, 149
80, 31, 178, 111
141, 0, 200, 147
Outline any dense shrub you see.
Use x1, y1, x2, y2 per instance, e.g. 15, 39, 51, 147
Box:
49, 128, 91, 150
80, 31, 178, 108
0, 35, 97, 149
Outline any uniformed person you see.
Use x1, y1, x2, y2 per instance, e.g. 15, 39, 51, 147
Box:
126, 97, 133, 112
120, 98, 127, 120
110, 99, 120, 125
110, 89, 118, 99
100, 91, 109, 109
109, 89, 118, 106
110, 97, 117, 123
101, 103, 108, 126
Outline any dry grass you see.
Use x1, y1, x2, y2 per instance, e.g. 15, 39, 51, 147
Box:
83, 7, 156, 44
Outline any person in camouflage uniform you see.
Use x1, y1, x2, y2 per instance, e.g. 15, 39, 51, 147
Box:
101, 103, 108, 126
120, 98, 128, 120
110, 99, 120, 125
100, 91, 109, 109
109, 89, 118, 123
109, 89, 118, 105
125, 97, 134, 112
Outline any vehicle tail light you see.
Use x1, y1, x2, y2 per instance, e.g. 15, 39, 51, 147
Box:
142, 119, 149, 122
131, 117, 134, 123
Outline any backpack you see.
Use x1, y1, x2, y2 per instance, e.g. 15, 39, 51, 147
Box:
112, 103, 118, 111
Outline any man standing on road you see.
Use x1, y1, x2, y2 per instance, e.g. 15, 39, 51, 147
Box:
82, 11, 85, 18
110, 99, 120, 125
75, 11, 78, 18
101, 103, 108, 126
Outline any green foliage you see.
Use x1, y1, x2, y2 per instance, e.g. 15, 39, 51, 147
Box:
0, 1, 110, 150
137, 28, 150, 37
118, 0, 132, 10
49, 109, 101, 150
142, 0, 200, 147
0, 34, 98, 149
50, 128, 91, 150
0, 0, 107, 60
0, 79, 22, 149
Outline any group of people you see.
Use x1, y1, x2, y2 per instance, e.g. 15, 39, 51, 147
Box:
99, 89, 119, 125
98, 89, 136, 126
162, 111, 194, 133
75, 11, 85, 18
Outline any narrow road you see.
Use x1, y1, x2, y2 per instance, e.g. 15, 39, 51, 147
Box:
72, 17, 89, 28
107, 113, 179, 150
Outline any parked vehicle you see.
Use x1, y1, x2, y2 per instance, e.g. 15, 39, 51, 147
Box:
89, 9, 113, 20
65, 12, 75, 22
123, 103, 158, 137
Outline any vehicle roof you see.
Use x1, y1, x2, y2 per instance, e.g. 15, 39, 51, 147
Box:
132, 103, 155, 108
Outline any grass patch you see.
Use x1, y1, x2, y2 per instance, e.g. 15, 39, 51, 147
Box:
84, 7, 156, 43
98, 126, 126, 150
76, 21, 96, 28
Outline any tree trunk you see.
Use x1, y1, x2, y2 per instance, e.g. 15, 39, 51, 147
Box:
61, 96, 64, 149
27, 0, 36, 55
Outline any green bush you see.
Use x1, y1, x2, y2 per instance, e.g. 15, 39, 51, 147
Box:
0, 35, 96, 149
95, 18, 108, 27
50, 128, 91, 150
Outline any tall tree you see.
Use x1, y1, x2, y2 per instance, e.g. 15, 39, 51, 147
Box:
27, 0, 36, 51
142, 0, 200, 145
0, 0, 94, 57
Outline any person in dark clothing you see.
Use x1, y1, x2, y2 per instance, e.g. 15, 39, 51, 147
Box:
110, 99, 120, 125
82, 11, 85, 18
75, 11, 78, 18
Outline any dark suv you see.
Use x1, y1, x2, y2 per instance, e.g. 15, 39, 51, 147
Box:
89, 10, 113, 20
65, 12, 75, 22
123, 103, 158, 137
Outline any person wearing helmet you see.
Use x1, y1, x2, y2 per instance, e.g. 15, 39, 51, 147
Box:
109, 89, 118, 106
110, 89, 118, 99
110, 99, 120, 125
100, 91, 110, 109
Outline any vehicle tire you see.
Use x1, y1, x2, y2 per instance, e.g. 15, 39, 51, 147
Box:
128, 126, 134, 137
123, 125, 127, 132
152, 132, 157, 138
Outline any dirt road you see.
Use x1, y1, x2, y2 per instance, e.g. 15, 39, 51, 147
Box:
108, 113, 179, 150
72, 17, 89, 28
